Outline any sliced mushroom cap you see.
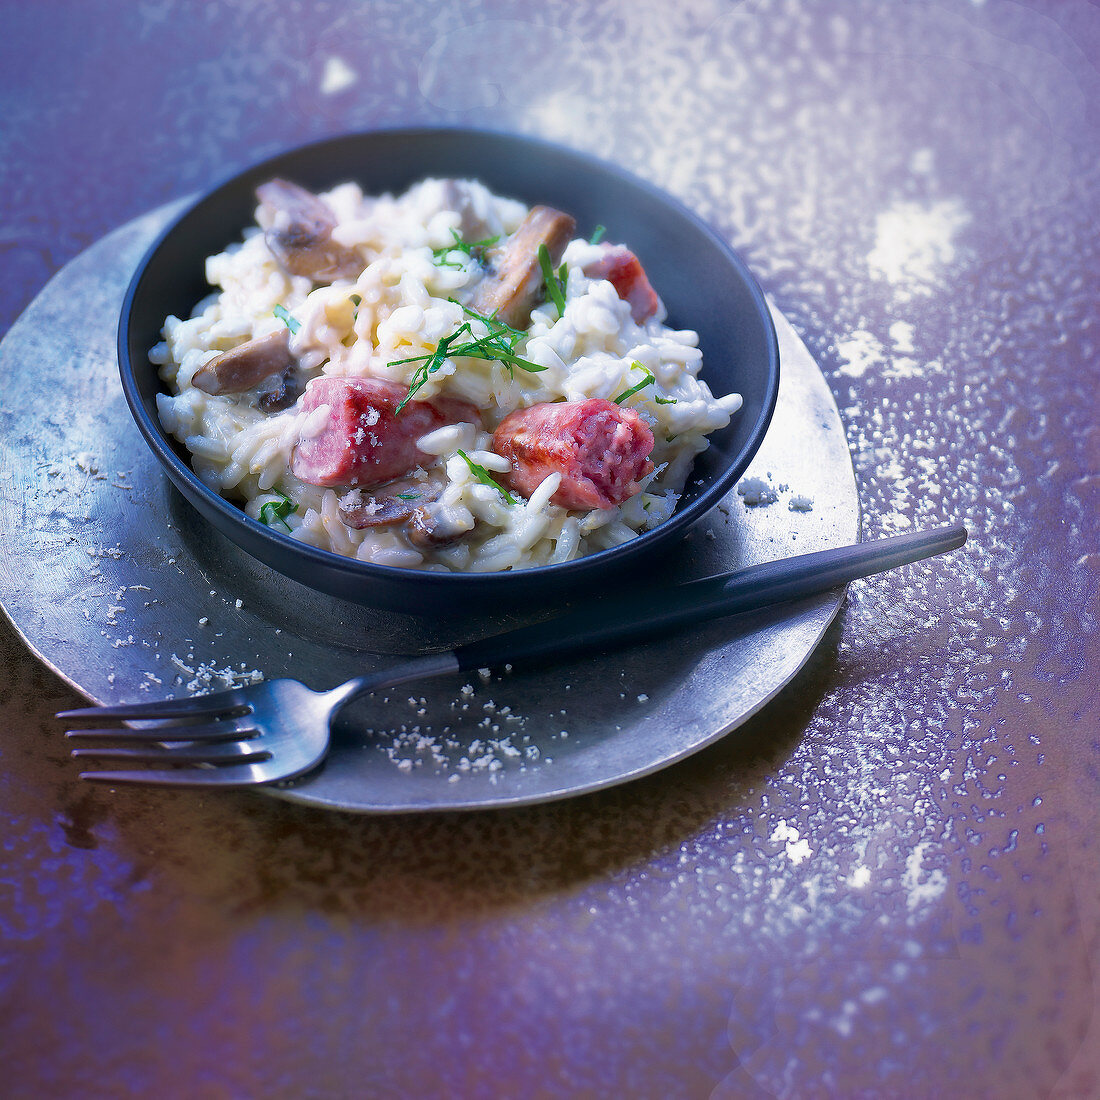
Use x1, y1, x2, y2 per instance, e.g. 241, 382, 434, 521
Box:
405, 502, 475, 550
337, 486, 474, 550
337, 479, 440, 530
337, 489, 418, 530
256, 367, 304, 412
439, 179, 495, 243
256, 178, 363, 282
467, 205, 576, 329
192, 329, 294, 395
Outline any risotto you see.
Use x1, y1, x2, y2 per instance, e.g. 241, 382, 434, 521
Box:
152, 177, 742, 572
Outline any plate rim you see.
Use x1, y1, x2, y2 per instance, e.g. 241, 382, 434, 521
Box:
0, 199, 855, 816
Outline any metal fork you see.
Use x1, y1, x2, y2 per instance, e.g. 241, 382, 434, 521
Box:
60, 524, 967, 787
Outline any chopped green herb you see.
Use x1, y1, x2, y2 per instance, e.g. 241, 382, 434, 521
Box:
455, 301, 526, 342
654, 395, 678, 405
457, 449, 516, 504
453, 303, 548, 377
589, 224, 606, 245
272, 304, 300, 334
432, 228, 499, 268
391, 322, 473, 413
613, 362, 657, 404
452, 341, 545, 375
349, 294, 362, 307
538, 243, 568, 315
259, 493, 296, 531
390, 305, 547, 412
395, 492, 420, 501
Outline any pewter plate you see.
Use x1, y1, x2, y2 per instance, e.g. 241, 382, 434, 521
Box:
0, 206, 858, 813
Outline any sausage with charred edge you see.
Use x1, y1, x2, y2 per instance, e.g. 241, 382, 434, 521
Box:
582, 243, 660, 323
493, 398, 655, 511
468, 205, 576, 328
255, 178, 362, 281
192, 329, 294, 395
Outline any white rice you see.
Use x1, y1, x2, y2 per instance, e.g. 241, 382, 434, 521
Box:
152, 178, 743, 572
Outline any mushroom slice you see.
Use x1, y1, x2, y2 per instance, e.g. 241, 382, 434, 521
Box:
439, 179, 494, 243
337, 484, 473, 549
256, 367, 304, 412
467, 205, 576, 328
406, 503, 475, 550
337, 480, 438, 530
338, 489, 417, 530
255, 178, 363, 282
192, 329, 294, 396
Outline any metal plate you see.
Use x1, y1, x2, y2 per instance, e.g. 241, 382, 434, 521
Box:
0, 205, 858, 813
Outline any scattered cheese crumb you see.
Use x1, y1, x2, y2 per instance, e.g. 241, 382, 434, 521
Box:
737, 476, 778, 506
169, 654, 264, 693
771, 819, 813, 865
836, 329, 885, 379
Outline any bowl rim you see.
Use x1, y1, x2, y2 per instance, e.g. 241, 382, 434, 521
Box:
118, 125, 780, 594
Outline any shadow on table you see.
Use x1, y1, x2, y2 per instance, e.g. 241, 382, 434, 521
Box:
17, 614, 842, 924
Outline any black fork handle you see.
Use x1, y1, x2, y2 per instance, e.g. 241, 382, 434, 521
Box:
452, 525, 967, 674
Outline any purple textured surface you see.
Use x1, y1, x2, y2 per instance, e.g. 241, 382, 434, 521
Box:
1, 2, 1097, 1097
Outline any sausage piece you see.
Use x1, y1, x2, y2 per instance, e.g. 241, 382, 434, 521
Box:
255, 178, 363, 282
192, 329, 294, 395
582, 244, 660, 323
291, 377, 480, 489
492, 398, 655, 511
468, 206, 576, 328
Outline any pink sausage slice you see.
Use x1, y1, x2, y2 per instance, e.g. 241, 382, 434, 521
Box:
582, 244, 660, 323
292, 377, 479, 489
492, 398, 655, 511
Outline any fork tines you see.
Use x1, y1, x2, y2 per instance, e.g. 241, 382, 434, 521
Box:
58, 691, 250, 722
64, 717, 256, 743
61, 692, 270, 785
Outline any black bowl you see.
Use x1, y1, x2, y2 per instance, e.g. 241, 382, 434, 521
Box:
119, 127, 779, 614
